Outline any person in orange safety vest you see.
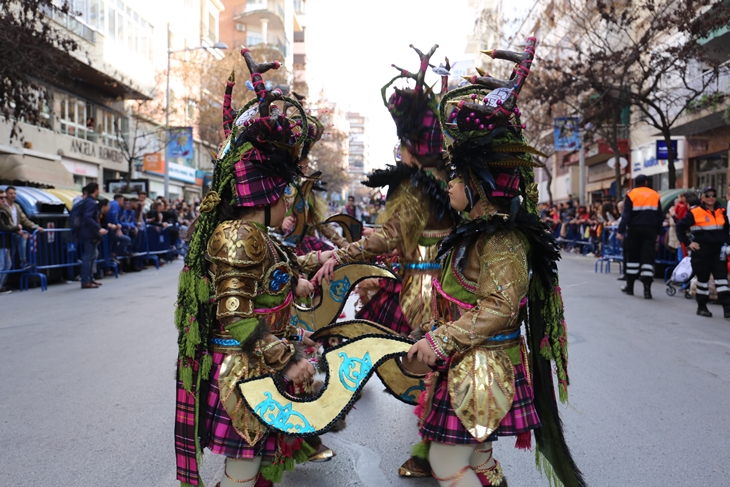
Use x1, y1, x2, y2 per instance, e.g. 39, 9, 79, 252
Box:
617, 174, 664, 299
676, 187, 730, 318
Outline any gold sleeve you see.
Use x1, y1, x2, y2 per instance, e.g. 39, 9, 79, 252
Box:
206, 221, 267, 321
428, 231, 529, 356
316, 221, 349, 248
333, 213, 403, 262
257, 335, 296, 371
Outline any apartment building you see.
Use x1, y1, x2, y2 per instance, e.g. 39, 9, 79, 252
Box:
0, 0, 226, 202
346, 112, 369, 196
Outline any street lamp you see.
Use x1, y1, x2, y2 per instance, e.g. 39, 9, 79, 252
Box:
164, 22, 227, 199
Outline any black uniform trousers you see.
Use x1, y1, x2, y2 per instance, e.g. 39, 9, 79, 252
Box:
691, 244, 730, 307
625, 225, 658, 286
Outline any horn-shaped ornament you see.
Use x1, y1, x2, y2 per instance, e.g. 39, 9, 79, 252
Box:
381, 44, 440, 106
440, 36, 537, 141
222, 70, 236, 139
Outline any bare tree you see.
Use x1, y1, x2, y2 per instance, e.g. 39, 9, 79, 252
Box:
530, 0, 730, 191
0, 0, 77, 139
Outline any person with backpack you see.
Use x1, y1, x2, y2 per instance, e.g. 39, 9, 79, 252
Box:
78, 183, 107, 289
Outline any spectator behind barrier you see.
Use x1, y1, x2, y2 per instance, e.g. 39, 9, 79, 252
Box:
79, 183, 108, 289
101, 196, 131, 261
6, 186, 43, 268
0, 188, 19, 295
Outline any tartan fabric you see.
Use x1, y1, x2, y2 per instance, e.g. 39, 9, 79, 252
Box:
388, 91, 443, 157
202, 351, 278, 458
489, 169, 521, 199
175, 357, 201, 485
234, 149, 289, 207
419, 360, 540, 444
294, 235, 333, 256
355, 279, 411, 335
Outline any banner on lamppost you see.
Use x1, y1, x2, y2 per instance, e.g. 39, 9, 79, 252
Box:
166, 127, 194, 160
554, 117, 581, 151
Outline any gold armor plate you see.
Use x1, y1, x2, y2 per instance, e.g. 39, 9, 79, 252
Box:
218, 354, 267, 446
448, 348, 515, 442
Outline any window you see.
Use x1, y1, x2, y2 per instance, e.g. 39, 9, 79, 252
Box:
98, 108, 124, 148
55, 92, 93, 140
208, 12, 217, 41
235, 23, 246, 32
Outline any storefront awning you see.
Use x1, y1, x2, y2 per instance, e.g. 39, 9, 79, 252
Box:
0, 154, 75, 189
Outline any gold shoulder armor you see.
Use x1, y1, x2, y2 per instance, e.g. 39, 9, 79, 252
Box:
207, 220, 267, 267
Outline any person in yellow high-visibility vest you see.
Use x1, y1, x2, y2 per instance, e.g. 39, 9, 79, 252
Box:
617, 175, 664, 299
676, 187, 730, 318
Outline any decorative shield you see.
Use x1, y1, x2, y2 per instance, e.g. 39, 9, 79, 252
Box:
236, 333, 414, 437
324, 213, 363, 243
311, 320, 427, 406
290, 263, 399, 331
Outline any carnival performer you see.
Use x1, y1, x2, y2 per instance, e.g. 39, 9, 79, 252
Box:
405, 36, 586, 487
313, 44, 459, 478
314, 44, 458, 336
174, 48, 334, 487
280, 111, 349, 255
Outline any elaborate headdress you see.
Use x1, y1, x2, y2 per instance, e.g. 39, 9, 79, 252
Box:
437, 36, 587, 487
440, 36, 545, 205
174, 47, 310, 487
382, 44, 443, 158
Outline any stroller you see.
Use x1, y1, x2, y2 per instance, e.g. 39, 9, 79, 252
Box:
666, 255, 693, 299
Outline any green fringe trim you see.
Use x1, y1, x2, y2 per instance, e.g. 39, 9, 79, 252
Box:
180, 361, 193, 392
295, 440, 316, 462
535, 446, 564, 487
225, 317, 259, 344
200, 352, 212, 380
411, 441, 430, 460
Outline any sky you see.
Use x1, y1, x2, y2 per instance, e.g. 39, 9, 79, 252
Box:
305, 0, 476, 172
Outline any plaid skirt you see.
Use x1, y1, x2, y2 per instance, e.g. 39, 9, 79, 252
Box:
202, 351, 278, 458
419, 361, 540, 444
355, 279, 411, 335
294, 235, 334, 256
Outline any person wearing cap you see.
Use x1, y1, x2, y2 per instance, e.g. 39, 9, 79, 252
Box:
676, 187, 730, 318
617, 174, 663, 299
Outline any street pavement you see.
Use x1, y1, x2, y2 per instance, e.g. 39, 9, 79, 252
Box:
1, 253, 730, 486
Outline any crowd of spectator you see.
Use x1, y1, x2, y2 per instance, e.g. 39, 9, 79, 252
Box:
0, 184, 201, 294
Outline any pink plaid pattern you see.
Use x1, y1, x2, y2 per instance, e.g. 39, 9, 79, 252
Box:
388, 91, 443, 157
175, 359, 200, 485
419, 359, 539, 444
234, 150, 288, 207
490, 170, 521, 198
203, 351, 278, 458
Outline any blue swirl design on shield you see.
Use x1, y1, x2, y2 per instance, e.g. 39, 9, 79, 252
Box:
294, 196, 306, 213
400, 381, 426, 403
329, 275, 350, 303
289, 314, 312, 331
254, 392, 315, 434
338, 351, 372, 392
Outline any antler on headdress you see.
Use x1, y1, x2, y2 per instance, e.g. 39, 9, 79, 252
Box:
390, 44, 439, 95
446, 36, 536, 132
222, 70, 236, 138
241, 47, 283, 117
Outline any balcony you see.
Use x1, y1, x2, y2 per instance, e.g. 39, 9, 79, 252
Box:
245, 37, 288, 57
670, 59, 730, 136
43, 5, 95, 43
233, 1, 286, 32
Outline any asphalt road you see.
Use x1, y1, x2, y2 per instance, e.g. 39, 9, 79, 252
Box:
1, 253, 729, 486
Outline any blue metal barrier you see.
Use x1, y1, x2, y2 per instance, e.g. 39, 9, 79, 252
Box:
23, 228, 81, 291
0, 231, 31, 289
595, 227, 624, 273
94, 234, 119, 278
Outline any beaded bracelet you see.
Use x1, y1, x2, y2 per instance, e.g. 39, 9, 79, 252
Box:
426, 332, 448, 360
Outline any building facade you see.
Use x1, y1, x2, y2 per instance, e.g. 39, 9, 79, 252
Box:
346, 111, 369, 197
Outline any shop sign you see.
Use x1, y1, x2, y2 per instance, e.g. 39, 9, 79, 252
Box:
69, 139, 123, 163
656, 140, 678, 160
168, 162, 196, 183
143, 153, 164, 172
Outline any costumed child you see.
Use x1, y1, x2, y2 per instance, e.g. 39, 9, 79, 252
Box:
280, 109, 349, 255
174, 48, 334, 487
315, 44, 458, 338
406, 36, 586, 487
